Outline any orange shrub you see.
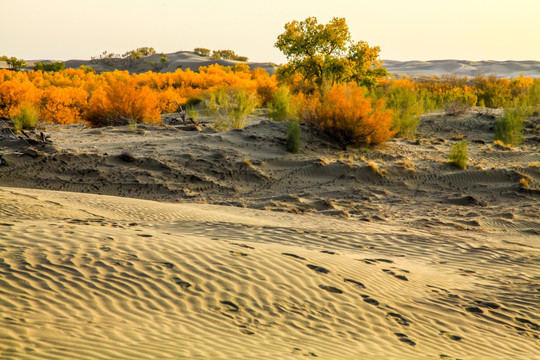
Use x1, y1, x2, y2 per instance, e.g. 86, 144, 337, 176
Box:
301, 84, 394, 148
85, 77, 160, 127
0, 80, 41, 119
40, 87, 88, 124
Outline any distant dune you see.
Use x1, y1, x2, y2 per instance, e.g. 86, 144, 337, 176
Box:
16, 52, 539, 78
383, 59, 540, 78
45, 51, 276, 75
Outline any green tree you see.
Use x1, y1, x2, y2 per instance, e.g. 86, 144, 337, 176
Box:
275, 17, 387, 89
1, 56, 27, 71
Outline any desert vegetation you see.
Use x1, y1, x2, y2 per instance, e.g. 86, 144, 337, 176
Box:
449, 141, 469, 169
1, 17, 538, 150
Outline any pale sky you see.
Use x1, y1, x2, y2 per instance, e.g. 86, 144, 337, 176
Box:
1, 0, 539, 63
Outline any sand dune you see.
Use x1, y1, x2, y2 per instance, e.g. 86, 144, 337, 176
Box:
1, 108, 539, 359
21, 51, 540, 78
1, 186, 539, 359
384, 59, 540, 78
61, 51, 276, 75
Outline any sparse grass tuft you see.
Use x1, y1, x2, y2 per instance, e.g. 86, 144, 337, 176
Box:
286, 120, 301, 153
242, 159, 253, 168
449, 141, 468, 169
368, 161, 386, 177
204, 87, 258, 130
11, 103, 39, 131
400, 159, 416, 172
493, 139, 512, 150
495, 107, 526, 146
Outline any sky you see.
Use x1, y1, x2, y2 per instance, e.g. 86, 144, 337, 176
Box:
1, 0, 539, 63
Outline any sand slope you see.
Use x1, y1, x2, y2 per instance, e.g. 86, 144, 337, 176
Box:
1, 186, 539, 359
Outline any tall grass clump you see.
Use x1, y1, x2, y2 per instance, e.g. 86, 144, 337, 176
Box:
11, 103, 39, 131
449, 141, 468, 169
268, 86, 296, 121
495, 106, 527, 146
300, 84, 394, 149
286, 120, 301, 153
203, 87, 259, 130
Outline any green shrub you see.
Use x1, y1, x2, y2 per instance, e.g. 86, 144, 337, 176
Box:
210, 50, 248, 62
194, 48, 211, 57
375, 83, 423, 139
449, 141, 468, 169
268, 86, 296, 121
160, 55, 168, 63
203, 87, 258, 130
33, 61, 65, 72
12, 103, 39, 131
495, 108, 525, 146
286, 121, 301, 153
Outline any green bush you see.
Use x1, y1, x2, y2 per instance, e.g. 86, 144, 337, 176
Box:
449, 141, 468, 169
286, 121, 301, 153
374, 83, 423, 139
495, 107, 525, 146
194, 48, 211, 57
210, 50, 248, 62
203, 87, 259, 130
268, 86, 296, 121
12, 103, 39, 131
33, 61, 65, 72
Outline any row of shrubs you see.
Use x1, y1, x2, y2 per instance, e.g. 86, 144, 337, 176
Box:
0, 64, 276, 127
1, 66, 538, 149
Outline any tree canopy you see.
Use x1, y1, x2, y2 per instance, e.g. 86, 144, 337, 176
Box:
275, 17, 387, 89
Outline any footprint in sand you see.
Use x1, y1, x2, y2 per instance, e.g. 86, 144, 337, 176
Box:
282, 253, 306, 260
173, 277, 191, 289
344, 278, 366, 288
382, 269, 409, 281
319, 285, 343, 294
307, 264, 329, 274
439, 330, 463, 341
229, 251, 248, 257
465, 306, 483, 314
361, 295, 379, 306
395, 332, 416, 346
220, 300, 239, 312
231, 243, 255, 249
387, 312, 410, 326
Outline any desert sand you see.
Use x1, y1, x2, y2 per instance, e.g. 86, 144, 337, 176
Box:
0, 109, 539, 359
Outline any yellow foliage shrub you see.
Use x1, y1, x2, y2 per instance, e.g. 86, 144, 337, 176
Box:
40, 87, 88, 124
301, 84, 395, 148
85, 78, 160, 127
0, 80, 41, 119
